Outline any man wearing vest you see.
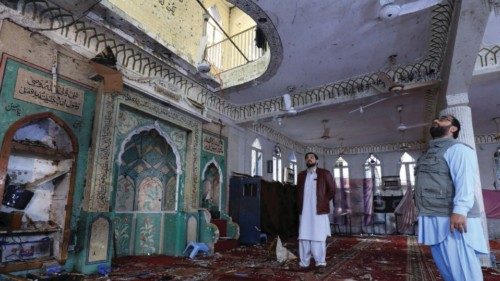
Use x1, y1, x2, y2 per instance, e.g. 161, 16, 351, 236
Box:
415, 115, 489, 281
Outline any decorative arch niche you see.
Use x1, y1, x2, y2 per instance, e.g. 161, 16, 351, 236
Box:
115, 125, 181, 212
87, 216, 111, 263
201, 159, 223, 213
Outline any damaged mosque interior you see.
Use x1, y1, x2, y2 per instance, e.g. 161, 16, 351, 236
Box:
0, 0, 498, 280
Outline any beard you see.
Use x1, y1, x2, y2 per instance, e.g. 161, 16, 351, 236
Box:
306, 162, 317, 168
430, 124, 451, 139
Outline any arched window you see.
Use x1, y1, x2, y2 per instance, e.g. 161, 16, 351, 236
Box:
333, 156, 350, 219
288, 152, 298, 184
334, 157, 350, 188
272, 145, 282, 181
399, 152, 416, 190
251, 138, 262, 176
364, 154, 382, 194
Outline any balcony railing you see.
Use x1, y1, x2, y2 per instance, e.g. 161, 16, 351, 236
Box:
205, 26, 266, 74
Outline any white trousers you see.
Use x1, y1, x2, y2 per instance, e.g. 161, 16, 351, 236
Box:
299, 239, 326, 267
430, 231, 484, 281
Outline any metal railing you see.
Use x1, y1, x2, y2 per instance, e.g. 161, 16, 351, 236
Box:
205, 26, 266, 73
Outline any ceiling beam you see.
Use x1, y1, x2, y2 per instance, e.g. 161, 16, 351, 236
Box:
439, 0, 490, 107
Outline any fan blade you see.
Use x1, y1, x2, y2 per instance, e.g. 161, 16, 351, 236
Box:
365, 97, 389, 108
295, 102, 322, 113
349, 106, 363, 114
402, 80, 440, 92
379, 0, 395, 5
283, 93, 292, 111
399, 0, 442, 15
349, 97, 389, 114
402, 122, 429, 130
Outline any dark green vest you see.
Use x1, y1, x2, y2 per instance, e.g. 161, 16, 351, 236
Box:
414, 138, 480, 217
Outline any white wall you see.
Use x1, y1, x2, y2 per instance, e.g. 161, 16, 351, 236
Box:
226, 123, 499, 192
476, 143, 499, 189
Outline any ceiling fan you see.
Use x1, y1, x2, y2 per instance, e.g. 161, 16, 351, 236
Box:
396, 104, 428, 131
304, 119, 332, 141
256, 93, 321, 124
280, 93, 321, 117
348, 97, 389, 114
379, 0, 443, 19
349, 71, 439, 114
396, 104, 427, 149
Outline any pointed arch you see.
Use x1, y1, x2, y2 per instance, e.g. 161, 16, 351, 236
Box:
201, 157, 223, 210
116, 122, 182, 211
251, 138, 263, 176
333, 156, 350, 218
288, 152, 298, 184
334, 156, 349, 181
364, 154, 382, 194
252, 138, 262, 150
273, 145, 282, 181
399, 152, 416, 189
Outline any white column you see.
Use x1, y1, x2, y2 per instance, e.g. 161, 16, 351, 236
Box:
441, 92, 491, 267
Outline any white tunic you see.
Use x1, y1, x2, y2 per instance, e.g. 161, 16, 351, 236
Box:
298, 168, 331, 241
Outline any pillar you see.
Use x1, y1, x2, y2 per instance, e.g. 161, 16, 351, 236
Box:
440, 92, 491, 267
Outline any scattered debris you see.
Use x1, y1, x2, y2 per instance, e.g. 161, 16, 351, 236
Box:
276, 236, 297, 263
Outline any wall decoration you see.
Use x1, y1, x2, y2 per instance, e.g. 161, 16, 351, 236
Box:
203, 134, 224, 155
186, 216, 197, 242
164, 177, 177, 211
200, 131, 228, 215
137, 176, 163, 211
0, 57, 95, 271
87, 217, 110, 263
113, 214, 132, 257
134, 214, 161, 255
117, 110, 139, 134
4, 102, 21, 116
14, 68, 84, 116
115, 175, 135, 211
138, 216, 156, 254
115, 128, 178, 211
86, 87, 201, 212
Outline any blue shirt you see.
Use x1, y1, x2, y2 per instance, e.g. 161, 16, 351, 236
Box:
418, 142, 489, 253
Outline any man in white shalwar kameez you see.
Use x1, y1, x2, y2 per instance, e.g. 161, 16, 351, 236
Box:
297, 152, 335, 273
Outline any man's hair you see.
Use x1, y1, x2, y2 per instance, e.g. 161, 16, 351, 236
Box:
449, 115, 461, 139
305, 152, 318, 160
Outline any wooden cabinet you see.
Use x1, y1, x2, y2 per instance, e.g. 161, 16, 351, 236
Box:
229, 176, 261, 245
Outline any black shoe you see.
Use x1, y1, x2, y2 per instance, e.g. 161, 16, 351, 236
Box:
315, 265, 326, 274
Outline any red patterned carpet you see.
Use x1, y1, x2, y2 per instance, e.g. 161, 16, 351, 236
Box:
93, 236, 500, 281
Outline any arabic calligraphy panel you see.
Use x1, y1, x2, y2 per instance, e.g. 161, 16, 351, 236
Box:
14, 68, 84, 116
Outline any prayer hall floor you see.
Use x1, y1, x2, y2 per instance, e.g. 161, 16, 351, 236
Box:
84, 235, 500, 281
